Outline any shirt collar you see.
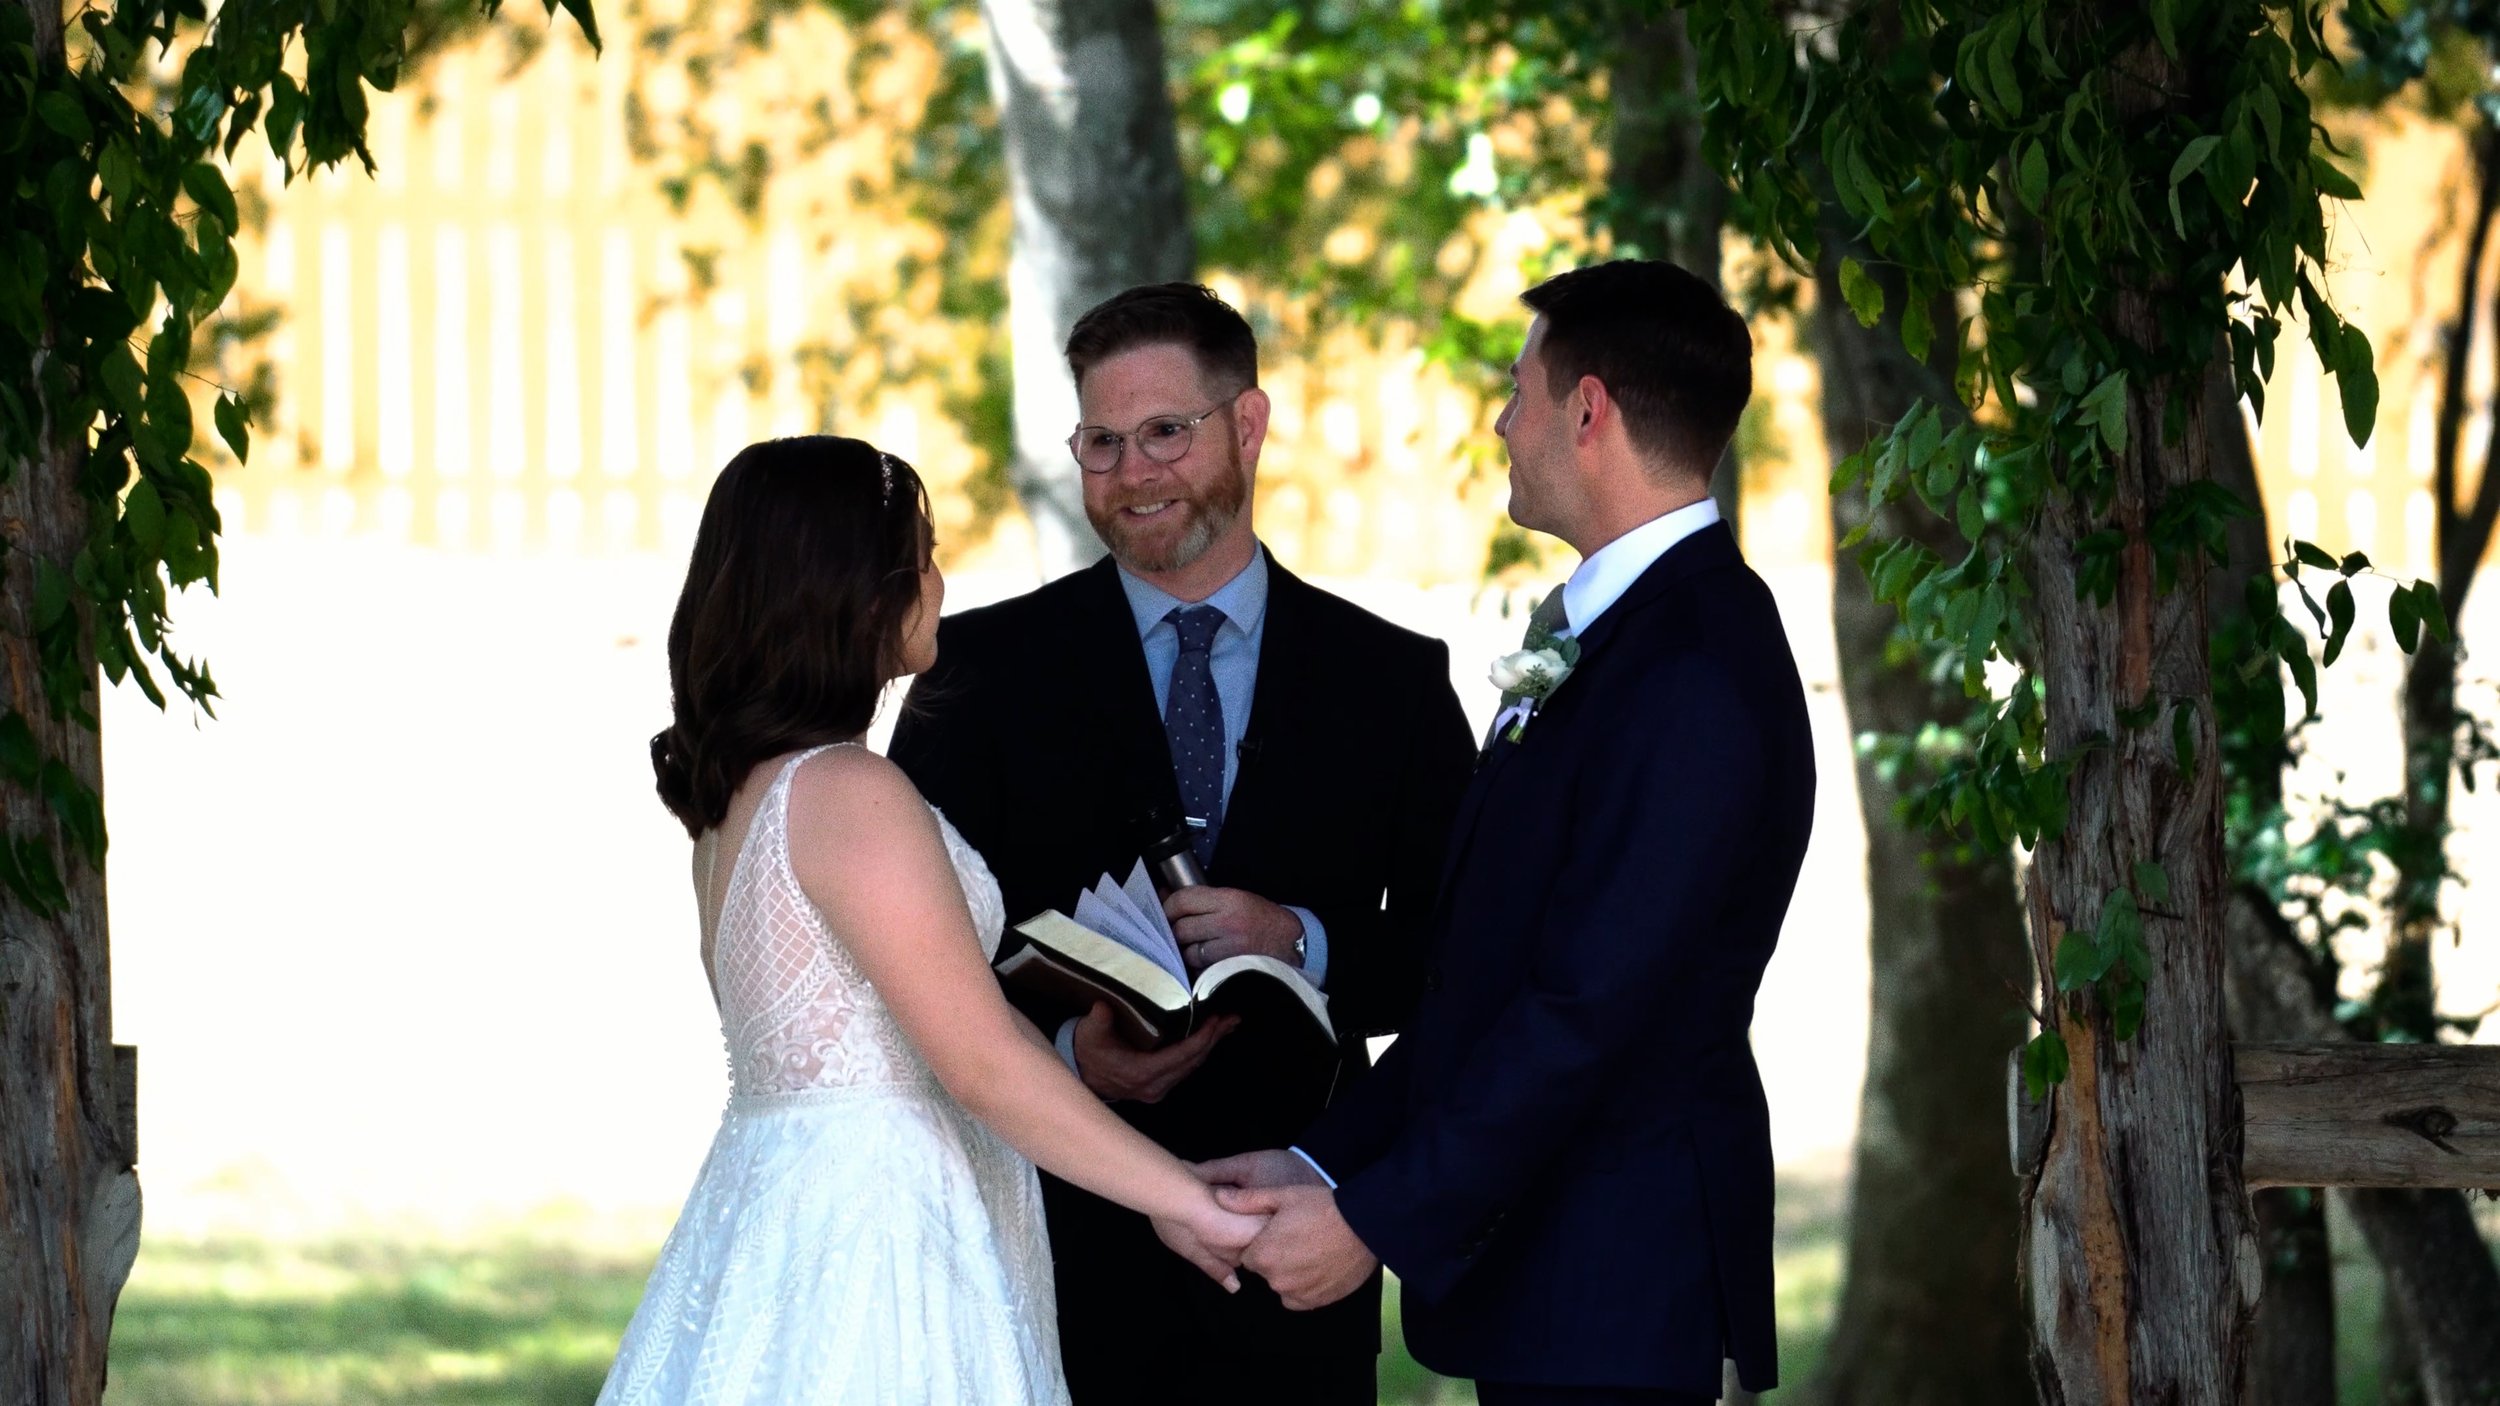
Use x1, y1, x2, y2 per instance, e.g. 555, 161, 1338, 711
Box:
1116, 544, 1270, 641
1558, 497, 1722, 637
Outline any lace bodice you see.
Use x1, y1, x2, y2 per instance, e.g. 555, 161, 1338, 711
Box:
704, 744, 1007, 1098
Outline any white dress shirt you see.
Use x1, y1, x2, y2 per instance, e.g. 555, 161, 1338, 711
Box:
1557, 496, 1723, 637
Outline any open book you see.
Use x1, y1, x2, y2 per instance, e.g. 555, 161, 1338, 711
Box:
995, 860, 1335, 1050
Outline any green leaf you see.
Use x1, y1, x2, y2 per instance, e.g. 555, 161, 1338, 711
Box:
2170, 134, 2222, 189
2291, 540, 2339, 572
2283, 637, 2319, 718
2022, 1030, 2070, 1099
36, 91, 90, 144
2391, 582, 2423, 653
2019, 141, 2050, 214
2311, 151, 2363, 201
214, 394, 250, 465
2323, 579, 2355, 667
2107, 976, 2148, 1041
2135, 860, 2171, 904
2337, 323, 2378, 447
1988, 21, 2023, 120
2099, 887, 2143, 965
2152, 0, 2181, 59
122, 477, 165, 554
0, 711, 39, 785
2414, 580, 2451, 643
1840, 256, 1885, 329
181, 163, 239, 236
2082, 371, 2129, 453
2054, 931, 2108, 992
2338, 551, 2369, 577
33, 560, 69, 630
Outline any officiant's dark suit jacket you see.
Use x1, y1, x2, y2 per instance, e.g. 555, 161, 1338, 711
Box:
890, 552, 1475, 1404
1297, 521, 1813, 1398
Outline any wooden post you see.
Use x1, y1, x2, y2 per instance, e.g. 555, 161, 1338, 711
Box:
2239, 1043, 2500, 1190
2011, 1042, 2500, 1189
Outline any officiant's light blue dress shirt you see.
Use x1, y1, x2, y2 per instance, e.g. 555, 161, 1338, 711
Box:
1051, 546, 1333, 1073
1112, 545, 1328, 985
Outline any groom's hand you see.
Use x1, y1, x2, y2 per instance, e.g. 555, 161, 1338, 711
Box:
1191, 1149, 1326, 1191
1164, 886, 1303, 973
1072, 1004, 1238, 1104
1220, 1185, 1378, 1311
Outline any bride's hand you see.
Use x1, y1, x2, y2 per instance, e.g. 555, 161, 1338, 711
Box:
1152, 1191, 1269, 1293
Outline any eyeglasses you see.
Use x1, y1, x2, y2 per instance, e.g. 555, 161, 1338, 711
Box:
1067, 399, 1235, 475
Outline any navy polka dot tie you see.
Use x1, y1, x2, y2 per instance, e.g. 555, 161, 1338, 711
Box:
1165, 605, 1227, 868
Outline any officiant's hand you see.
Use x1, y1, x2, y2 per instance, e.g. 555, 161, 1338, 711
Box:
1220, 1185, 1378, 1311
1164, 886, 1303, 973
1072, 1003, 1238, 1104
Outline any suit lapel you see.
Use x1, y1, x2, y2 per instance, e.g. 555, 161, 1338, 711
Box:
1431, 521, 1743, 893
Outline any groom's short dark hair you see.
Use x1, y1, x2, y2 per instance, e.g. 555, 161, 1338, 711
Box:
1521, 260, 1752, 484
1065, 283, 1260, 395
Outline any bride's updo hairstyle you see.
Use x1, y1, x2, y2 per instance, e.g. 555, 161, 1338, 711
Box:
651, 435, 932, 838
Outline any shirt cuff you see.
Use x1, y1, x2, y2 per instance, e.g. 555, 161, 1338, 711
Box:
1288, 1146, 1339, 1190
1053, 1017, 1082, 1075
1284, 905, 1329, 987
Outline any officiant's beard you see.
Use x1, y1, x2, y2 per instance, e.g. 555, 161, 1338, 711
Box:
1087, 454, 1250, 575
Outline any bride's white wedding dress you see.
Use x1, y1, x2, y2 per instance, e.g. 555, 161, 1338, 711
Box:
599, 744, 1067, 1405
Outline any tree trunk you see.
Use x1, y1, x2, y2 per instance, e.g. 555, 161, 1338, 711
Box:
1805, 231, 2035, 1406
1606, 6, 1738, 533
979, 0, 1194, 578
1, 11, 139, 1406
2020, 36, 2257, 1403
2223, 886, 2500, 1406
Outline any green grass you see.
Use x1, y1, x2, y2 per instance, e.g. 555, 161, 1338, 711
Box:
106, 1183, 2475, 1404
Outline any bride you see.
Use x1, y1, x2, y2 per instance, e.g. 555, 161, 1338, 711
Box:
599, 436, 1264, 1404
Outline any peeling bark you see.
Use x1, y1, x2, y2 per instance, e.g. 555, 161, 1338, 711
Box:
2018, 34, 2259, 1402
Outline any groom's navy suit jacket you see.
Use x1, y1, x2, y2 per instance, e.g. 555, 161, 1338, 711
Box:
1298, 521, 1814, 1396
891, 553, 1475, 1400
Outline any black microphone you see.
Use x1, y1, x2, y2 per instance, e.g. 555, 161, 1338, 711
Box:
1235, 737, 1263, 769
1131, 804, 1207, 895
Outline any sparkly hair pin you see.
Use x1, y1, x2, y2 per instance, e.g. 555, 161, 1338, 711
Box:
876, 451, 898, 504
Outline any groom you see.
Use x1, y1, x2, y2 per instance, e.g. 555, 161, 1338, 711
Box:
1206, 260, 1816, 1405
891, 283, 1476, 1404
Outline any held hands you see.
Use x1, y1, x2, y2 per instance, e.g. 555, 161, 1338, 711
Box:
1151, 1187, 1268, 1294
1164, 886, 1303, 974
1216, 1183, 1378, 1311
1071, 1003, 1239, 1104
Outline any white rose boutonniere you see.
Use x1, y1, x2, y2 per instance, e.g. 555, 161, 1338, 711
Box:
1486, 637, 1579, 744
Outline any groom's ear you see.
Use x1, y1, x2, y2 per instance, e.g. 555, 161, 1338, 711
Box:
1233, 386, 1273, 467
1573, 374, 1611, 444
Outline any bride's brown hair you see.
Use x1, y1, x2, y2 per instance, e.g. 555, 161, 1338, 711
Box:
651, 435, 932, 837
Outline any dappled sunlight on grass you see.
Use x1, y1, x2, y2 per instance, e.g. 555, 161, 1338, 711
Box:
107, 1178, 1859, 1405
107, 1235, 648, 1406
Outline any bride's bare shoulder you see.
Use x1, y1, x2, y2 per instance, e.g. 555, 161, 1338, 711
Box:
783, 745, 940, 852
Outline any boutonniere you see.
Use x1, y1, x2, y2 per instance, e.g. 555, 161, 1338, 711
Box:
1486, 634, 1580, 744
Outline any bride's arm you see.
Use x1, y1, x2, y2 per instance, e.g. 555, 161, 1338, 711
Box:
785, 748, 1260, 1277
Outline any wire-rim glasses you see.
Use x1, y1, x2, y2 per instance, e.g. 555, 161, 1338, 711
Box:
1067, 398, 1236, 475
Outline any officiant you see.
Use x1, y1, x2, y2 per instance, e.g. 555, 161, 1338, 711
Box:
891, 283, 1475, 1406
